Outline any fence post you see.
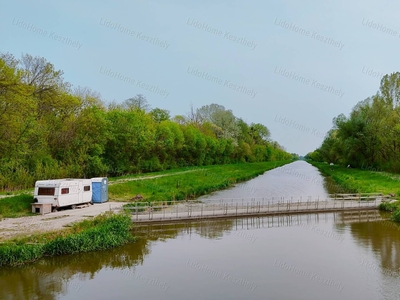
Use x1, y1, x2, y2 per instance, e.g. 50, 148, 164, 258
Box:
148, 202, 151, 220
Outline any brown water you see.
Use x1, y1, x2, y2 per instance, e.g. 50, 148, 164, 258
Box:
1, 161, 399, 300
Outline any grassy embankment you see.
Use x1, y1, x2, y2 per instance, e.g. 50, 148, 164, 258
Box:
109, 160, 293, 202
0, 212, 134, 267
0, 160, 293, 266
0, 161, 292, 219
0, 194, 33, 220
308, 161, 400, 222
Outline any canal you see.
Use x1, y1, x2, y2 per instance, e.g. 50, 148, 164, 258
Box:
0, 161, 399, 299
198, 160, 344, 201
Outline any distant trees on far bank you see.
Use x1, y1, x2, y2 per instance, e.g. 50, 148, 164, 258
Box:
306, 72, 400, 173
0, 53, 292, 191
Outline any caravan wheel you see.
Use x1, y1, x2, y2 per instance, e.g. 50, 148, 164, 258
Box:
71, 205, 76, 209
52, 207, 58, 212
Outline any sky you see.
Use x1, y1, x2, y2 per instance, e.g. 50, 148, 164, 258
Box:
2, 0, 400, 155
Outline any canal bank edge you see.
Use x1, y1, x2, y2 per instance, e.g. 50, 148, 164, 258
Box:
0, 160, 295, 266
307, 160, 400, 221
0, 212, 134, 267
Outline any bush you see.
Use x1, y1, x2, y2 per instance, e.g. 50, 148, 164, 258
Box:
0, 244, 44, 267
391, 209, 400, 222
0, 213, 134, 266
44, 213, 133, 256
379, 201, 400, 212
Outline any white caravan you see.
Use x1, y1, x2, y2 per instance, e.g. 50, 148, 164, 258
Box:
33, 179, 93, 211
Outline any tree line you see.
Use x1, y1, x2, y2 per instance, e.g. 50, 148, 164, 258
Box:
0, 53, 292, 191
306, 72, 400, 172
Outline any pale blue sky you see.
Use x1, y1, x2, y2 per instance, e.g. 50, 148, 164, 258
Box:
2, 0, 400, 155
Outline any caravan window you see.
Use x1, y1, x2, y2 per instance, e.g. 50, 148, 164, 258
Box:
61, 188, 69, 194
84, 186, 90, 191
38, 187, 55, 196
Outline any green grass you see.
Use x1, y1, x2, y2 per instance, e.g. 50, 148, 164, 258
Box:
392, 209, 400, 222
0, 212, 134, 267
309, 160, 400, 223
109, 160, 292, 202
0, 161, 292, 218
308, 161, 400, 196
108, 166, 204, 182
0, 194, 33, 219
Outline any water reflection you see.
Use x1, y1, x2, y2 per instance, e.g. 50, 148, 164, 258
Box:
0, 212, 399, 299
0, 238, 150, 300
350, 217, 400, 272
1, 160, 399, 299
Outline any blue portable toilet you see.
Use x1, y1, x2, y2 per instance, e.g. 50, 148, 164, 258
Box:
91, 177, 108, 203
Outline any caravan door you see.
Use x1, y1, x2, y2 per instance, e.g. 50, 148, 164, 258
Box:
78, 181, 83, 204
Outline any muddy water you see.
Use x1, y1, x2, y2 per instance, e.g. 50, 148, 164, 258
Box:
0, 161, 399, 300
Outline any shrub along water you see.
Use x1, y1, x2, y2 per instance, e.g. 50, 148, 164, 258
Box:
0, 213, 134, 267
379, 201, 400, 222
378, 201, 400, 212
391, 209, 400, 222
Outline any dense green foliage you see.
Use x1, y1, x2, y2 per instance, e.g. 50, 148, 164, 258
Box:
43, 213, 133, 256
0, 213, 133, 266
306, 72, 400, 222
379, 201, 400, 212
380, 201, 400, 223
307, 72, 400, 173
391, 209, 400, 222
0, 244, 44, 266
111, 160, 292, 201
0, 53, 291, 191
0, 194, 33, 219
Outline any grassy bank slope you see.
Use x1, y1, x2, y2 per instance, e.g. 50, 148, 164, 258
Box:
0, 161, 293, 219
0, 194, 33, 220
109, 160, 293, 201
308, 161, 400, 196
0, 213, 134, 267
308, 160, 400, 222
